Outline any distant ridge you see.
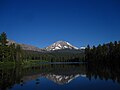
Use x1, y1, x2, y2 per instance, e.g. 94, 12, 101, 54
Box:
7, 40, 85, 52
7, 40, 42, 52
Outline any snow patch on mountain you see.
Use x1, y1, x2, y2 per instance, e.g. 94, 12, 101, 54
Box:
80, 47, 86, 49
45, 41, 79, 51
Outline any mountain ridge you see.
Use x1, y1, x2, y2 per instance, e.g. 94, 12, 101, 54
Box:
7, 40, 85, 52
7, 40, 43, 52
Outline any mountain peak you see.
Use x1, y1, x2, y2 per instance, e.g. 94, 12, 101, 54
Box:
45, 40, 79, 51
7, 40, 81, 52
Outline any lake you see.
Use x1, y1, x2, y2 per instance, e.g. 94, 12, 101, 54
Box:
0, 63, 120, 90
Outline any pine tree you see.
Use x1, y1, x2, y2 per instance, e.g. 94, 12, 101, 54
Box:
0, 32, 8, 46
0, 32, 8, 61
0, 45, 2, 61
9, 44, 16, 61
85, 45, 90, 61
0, 34, 2, 61
16, 45, 22, 62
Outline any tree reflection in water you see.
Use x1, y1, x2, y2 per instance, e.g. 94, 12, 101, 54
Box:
0, 62, 120, 90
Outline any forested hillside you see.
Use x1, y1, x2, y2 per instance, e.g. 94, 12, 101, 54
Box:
0, 32, 84, 63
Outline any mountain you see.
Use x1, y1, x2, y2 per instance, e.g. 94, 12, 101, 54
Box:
19, 44, 42, 52
22, 73, 86, 85
45, 41, 79, 51
7, 40, 84, 52
80, 47, 86, 50
45, 74, 86, 85
7, 40, 16, 45
7, 40, 42, 52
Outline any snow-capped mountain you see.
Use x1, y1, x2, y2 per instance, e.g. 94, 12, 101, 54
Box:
45, 41, 79, 51
7, 40, 84, 52
22, 73, 86, 85
45, 74, 85, 85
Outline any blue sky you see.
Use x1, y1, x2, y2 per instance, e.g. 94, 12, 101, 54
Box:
0, 0, 120, 48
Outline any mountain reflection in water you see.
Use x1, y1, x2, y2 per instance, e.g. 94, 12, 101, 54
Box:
0, 63, 120, 90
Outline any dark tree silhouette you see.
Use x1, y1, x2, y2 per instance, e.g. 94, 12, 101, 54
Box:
85, 41, 120, 64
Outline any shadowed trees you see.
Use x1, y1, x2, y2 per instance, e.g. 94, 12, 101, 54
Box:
0, 32, 22, 63
0, 32, 8, 46
85, 41, 120, 64
0, 32, 8, 61
22, 50, 84, 62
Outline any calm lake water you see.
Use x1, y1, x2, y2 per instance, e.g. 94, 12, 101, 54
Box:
0, 63, 120, 90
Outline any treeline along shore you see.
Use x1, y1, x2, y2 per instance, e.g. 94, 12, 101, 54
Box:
0, 32, 120, 64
